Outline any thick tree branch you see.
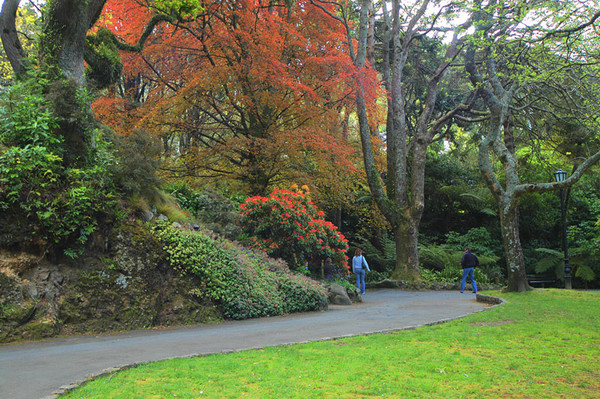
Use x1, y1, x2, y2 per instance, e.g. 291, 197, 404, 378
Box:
109, 14, 177, 53
516, 149, 600, 196
0, 0, 29, 77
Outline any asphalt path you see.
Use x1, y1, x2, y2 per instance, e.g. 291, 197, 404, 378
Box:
0, 289, 490, 399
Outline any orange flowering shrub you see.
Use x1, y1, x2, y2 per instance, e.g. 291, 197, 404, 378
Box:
239, 188, 349, 272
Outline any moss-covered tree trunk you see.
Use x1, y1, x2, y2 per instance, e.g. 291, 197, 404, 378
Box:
390, 219, 421, 282
39, 0, 106, 84
499, 203, 531, 292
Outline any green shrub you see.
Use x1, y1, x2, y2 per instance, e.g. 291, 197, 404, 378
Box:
152, 222, 327, 320
167, 184, 242, 239
419, 241, 503, 285
421, 265, 460, 283
0, 76, 119, 256
275, 273, 328, 313
0, 76, 60, 150
0, 144, 118, 255
365, 270, 389, 283
421, 264, 492, 285
444, 227, 502, 258
110, 130, 162, 201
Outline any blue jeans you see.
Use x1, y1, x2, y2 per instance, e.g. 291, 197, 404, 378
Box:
355, 269, 366, 294
461, 267, 477, 293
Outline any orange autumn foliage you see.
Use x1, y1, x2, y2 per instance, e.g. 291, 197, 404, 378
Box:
92, 0, 383, 195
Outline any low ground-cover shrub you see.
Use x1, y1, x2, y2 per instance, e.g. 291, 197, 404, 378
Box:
152, 222, 327, 320
421, 264, 492, 286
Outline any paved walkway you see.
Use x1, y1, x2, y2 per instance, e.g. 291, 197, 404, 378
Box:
0, 289, 491, 399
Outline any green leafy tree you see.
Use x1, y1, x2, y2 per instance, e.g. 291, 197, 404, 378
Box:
464, 0, 600, 291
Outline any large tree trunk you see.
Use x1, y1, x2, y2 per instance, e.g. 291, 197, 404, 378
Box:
390, 218, 421, 281
499, 204, 532, 292
39, 0, 107, 83
348, 0, 468, 282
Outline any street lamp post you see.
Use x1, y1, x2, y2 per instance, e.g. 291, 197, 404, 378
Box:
553, 169, 572, 289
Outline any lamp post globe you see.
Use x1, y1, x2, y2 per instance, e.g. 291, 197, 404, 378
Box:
554, 169, 567, 183
554, 169, 571, 289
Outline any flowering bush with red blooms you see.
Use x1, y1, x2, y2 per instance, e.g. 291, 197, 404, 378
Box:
239, 188, 349, 272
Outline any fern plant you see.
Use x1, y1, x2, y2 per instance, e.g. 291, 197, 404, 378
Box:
535, 246, 599, 285
419, 243, 502, 285
352, 234, 395, 276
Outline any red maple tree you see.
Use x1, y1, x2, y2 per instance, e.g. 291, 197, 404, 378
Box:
92, 0, 382, 196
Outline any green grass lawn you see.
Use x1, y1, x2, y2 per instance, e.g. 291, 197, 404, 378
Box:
62, 289, 600, 398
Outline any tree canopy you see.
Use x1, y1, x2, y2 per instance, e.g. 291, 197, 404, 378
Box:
1, 0, 600, 291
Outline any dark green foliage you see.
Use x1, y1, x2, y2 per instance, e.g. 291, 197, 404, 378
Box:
419, 244, 461, 272
419, 265, 492, 286
430, 228, 503, 284
535, 246, 600, 287
0, 76, 118, 257
85, 28, 123, 89
530, 180, 600, 287
443, 227, 502, 258
418, 244, 497, 286
352, 234, 395, 275
110, 129, 162, 200
44, 79, 95, 166
422, 152, 497, 242
152, 222, 327, 320
168, 184, 242, 239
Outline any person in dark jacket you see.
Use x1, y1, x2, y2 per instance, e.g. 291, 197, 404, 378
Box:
460, 247, 478, 294
324, 257, 334, 280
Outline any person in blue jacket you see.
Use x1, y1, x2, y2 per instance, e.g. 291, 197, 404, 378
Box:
352, 248, 370, 294
460, 247, 479, 294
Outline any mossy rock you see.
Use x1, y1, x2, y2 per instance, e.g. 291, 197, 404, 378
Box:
0, 271, 23, 304
0, 301, 37, 325
20, 320, 58, 341
1, 220, 224, 342
58, 268, 159, 333
57, 226, 223, 336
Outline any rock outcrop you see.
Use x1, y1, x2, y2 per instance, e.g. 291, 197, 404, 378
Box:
0, 222, 222, 343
